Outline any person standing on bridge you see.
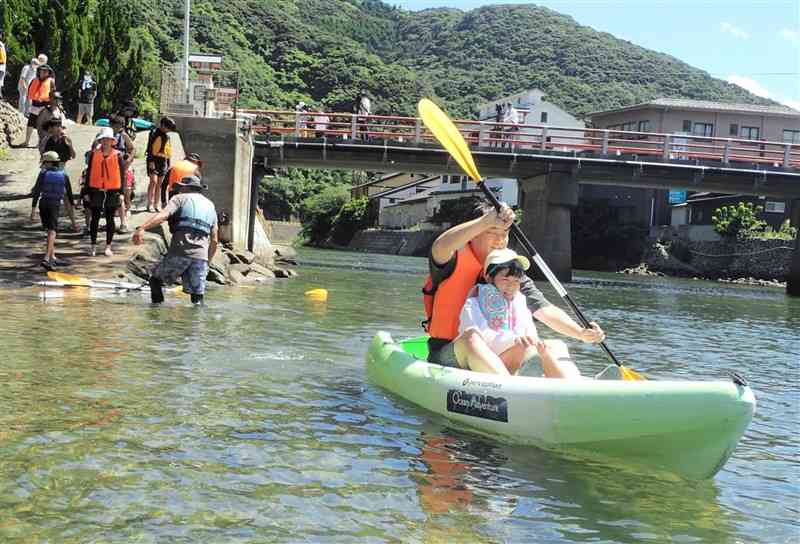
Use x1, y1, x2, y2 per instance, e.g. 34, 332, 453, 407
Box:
423, 201, 606, 376
145, 116, 177, 212
133, 175, 219, 306
355, 91, 371, 141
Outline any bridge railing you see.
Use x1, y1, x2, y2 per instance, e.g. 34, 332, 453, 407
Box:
242, 109, 800, 169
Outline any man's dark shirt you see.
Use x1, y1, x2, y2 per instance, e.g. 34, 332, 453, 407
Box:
427, 247, 551, 354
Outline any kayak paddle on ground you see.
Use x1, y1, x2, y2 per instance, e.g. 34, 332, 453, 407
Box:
417, 98, 644, 381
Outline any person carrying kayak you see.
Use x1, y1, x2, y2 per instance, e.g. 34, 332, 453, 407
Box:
424, 201, 605, 375
458, 248, 577, 378
30, 151, 79, 270
132, 175, 219, 306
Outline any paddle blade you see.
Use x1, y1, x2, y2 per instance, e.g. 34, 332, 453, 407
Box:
620, 365, 646, 381
418, 98, 482, 183
47, 271, 91, 287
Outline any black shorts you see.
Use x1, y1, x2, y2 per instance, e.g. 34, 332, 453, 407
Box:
88, 189, 121, 210
39, 202, 60, 231
27, 113, 39, 128
147, 157, 169, 177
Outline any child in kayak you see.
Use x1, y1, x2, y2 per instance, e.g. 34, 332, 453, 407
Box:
458, 248, 579, 378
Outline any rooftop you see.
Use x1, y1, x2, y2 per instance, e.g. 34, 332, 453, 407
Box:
588, 98, 800, 118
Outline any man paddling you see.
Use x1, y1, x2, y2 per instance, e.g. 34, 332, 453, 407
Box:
425, 201, 605, 375
132, 176, 218, 305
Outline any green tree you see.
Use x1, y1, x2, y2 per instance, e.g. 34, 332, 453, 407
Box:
712, 202, 767, 239
299, 184, 351, 245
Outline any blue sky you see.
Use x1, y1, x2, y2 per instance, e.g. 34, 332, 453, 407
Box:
392, 0, 800, 110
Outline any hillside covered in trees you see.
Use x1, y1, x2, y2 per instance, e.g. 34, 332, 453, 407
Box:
1, 0, 770, 120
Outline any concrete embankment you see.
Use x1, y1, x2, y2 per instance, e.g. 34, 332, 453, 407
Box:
347, 229, 441, 257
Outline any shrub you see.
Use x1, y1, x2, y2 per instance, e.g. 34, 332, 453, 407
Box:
755, 219, 798, 241
298, 184, 351, 245
712, 202, 767, 239
331, 197, 374, 245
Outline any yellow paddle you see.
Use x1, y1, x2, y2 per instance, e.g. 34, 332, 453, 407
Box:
418, 98, 644, 381
46, 271, 185, 295
47, 271, 92, 286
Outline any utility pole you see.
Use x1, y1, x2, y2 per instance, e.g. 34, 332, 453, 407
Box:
183, 0, 191, 104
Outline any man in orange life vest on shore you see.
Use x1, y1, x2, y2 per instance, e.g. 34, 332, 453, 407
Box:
84, 127, 126, 257
161, 153, 202, 208
425, 201, 606, 376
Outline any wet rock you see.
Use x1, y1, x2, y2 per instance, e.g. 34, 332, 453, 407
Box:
273, 268, 292, 278
228, 269, 247, 284
234, 249, 256, 264
229, 263, 252, 275
206, 267, 227, 285
249, 263, 276, 278
273, 244, 297, 260
127, 235, 167, 279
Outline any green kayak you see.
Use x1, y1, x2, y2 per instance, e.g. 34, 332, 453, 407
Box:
366, 331, 756, 480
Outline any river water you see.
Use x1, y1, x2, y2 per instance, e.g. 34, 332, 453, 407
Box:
0, 248, 797, 543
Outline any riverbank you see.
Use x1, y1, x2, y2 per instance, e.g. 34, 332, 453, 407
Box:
330, 226, 794, 289
621, 238, 794, 288
0, 103, 294, 289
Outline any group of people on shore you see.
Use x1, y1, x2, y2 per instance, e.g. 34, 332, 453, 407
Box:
424, 202, 606, 376
20, 81, 219, 305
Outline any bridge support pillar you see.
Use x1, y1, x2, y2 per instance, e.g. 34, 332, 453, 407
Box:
518, 169, 578, 282
788, 199, 800, 297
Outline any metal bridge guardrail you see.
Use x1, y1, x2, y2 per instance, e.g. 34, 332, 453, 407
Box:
241, 109, 800, 170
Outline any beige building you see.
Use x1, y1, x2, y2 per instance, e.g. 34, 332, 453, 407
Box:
586, 98, 800, 143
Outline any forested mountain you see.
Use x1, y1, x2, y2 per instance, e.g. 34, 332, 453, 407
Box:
1, 0, 770, 119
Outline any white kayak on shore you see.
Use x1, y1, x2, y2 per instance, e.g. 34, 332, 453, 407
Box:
366, 331, 756, 480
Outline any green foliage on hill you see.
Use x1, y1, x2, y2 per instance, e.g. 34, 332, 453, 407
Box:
133, 1, 770, 118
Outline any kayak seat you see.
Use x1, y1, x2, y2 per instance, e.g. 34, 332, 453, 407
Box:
399, 336, 430, 360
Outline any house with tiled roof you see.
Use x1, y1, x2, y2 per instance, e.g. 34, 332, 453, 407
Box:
586, 97, 800, 143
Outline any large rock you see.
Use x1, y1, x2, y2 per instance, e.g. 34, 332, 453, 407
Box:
643, 242, 700, 276
249, 263, 276, 278
127, 235, 168, 279
0, 102, 25, 150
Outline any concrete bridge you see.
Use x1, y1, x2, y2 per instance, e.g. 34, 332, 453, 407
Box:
174, 110, 800, 295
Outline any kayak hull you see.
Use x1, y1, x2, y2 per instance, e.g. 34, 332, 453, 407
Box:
366, 331, 756, 480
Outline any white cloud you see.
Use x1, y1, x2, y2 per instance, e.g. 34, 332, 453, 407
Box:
727, 75, 771, 98
728, 74, 800, 111
720, 22, 749, 39
779, 28, 800, 47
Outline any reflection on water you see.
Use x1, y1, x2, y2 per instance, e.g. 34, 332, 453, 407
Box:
0, 247, 797, 543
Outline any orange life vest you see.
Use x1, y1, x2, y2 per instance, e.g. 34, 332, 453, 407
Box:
88, 149, 123, 190
167, 160, 200, 189
0, 45, 6, 64
426, 243, 483, 341
28, 78, 52, 103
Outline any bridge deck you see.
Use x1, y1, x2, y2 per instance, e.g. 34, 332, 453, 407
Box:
246, 109, 800, 198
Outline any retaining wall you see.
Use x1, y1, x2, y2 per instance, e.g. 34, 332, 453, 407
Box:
264, 221, 302, 244
348, 229, 441, 257
687, 239, 794, 280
